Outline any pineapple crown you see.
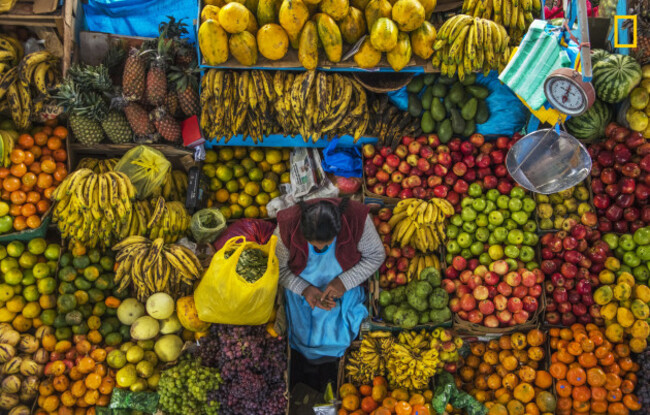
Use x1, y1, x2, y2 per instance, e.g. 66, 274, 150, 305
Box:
167, 63, 200, 92
102, 41, 127, 72
54, 79, 109, 122
158, 16, 189, 40
67, 64, 113, 93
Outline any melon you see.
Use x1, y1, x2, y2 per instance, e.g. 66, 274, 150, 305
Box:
117, 298, 145, 325
130, 316, 160, 341
565, 99, 612, 142
154, 334, 183, 362
593, 54, 642, 103
146, 293, 175, 320
159, 314, 182, 334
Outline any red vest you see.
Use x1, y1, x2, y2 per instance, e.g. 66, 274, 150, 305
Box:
276, 198, 369, 276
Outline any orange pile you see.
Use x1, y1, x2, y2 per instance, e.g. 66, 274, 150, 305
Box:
35, 335, 114, 415
549, 324, 642, 415
454, 329, 557, 415
339, 376, 433, 415
0, 120, 68, 232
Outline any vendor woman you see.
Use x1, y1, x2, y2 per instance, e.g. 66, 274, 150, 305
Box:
275, 198, 385, 363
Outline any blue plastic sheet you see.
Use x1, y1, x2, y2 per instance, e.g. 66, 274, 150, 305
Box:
387, 88, 409, 111
475, 71, 529, 138
83, 0, 198, 43
321, 137, 363, 178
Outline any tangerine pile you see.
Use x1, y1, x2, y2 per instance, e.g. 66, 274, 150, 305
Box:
549, 324, 642, 415
36, 335, 114, 415
339, 376, 433, 415
0, 120, 68, 232
454, 329, 556, 415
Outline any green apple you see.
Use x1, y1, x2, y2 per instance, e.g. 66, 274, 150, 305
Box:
508, 198, 523, 212
633, 265, 649, 283
488, 234, 499, 246
522, 198, 536, 213
493, 227, 508, 242
636, 245, 650, 262
461, 207, 477, 222
496, 195, 510, 210
457, 232, 474, 249
523, 220, 537, 233
623, 252, 641, 267
602, 233, 619, 250
506, 258, 519, 271
488, 211, 504, 226
510, 187, 525, 199
460, 249, 472, 259
505, 219, 518, 231
507, 229, 524, 245
511, 211, 528, 225
475, 214, 488, 228
461, 197, 475, 208
472, 198, 487, 212
446, 241, 461, 255
486, 189, 500, 201
520, 246, 536, 262
450, 214, 463, 227
619, 234, 636, 251
468, 183, 483, 198
504, 245, 520, 259
488, 245, 504, 260
475, 228, 490, 242
470, 242, 484, 256
446, 225, 459, 239
633, 227, 650, 246
462, 221, 477, 234
479, 253, 492, 265
484, 200, 496, 214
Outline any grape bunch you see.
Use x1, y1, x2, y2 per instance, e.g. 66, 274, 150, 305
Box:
196, 324, 288, 415
634, 351, 650, 412
158, 355, 223, 415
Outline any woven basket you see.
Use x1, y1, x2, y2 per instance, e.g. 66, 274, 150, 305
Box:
353, 72, 414, 93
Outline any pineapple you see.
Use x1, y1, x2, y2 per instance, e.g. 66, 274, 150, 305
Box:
145, 36, 171, 107
165, 92, 180, 117
122, 48, 146, 102
152, 107, 181, 142
103, 41, 127, 85
101, 110, 133, 144
168, 64, 200, 117
158, 17, 194, 67
54, 79, 107, 145
123, 102, 156, 138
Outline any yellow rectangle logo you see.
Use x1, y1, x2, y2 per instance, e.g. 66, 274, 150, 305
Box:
614, 15, 637, 48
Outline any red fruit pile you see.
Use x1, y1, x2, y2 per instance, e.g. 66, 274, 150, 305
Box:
588, 123, 650, 234
540, 224, 610, 326
362, 134, 521, 209
442, 256, 544, 328
373, 207, 417, 287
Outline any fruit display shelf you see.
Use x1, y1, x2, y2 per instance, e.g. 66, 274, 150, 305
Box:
204, 134, 378, 148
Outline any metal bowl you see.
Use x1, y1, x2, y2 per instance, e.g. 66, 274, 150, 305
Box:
506, 128, 592, 194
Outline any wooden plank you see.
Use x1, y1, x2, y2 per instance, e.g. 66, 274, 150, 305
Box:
70, 142, 194, 158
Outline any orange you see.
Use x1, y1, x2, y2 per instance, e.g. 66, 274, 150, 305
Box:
556, 397, 572, 411
23, 151, 34, 165
607, 388, 623, 402
47, 136, 62, 150
409, 394, 425, 406
9, 204, 21, 216
578, 352, 597, 368
394, 401, 412, 415
621, 379, 635, 394
10, 163, 26, 177
13, 216, 26, 231
592, 400, 609, 413
535, 370, 552, 389
550, 362, 568, 379
342, 395, 359, 411
34, 132, 48, 146
18, 134, 34, 149
615, 343, 630, 358
556, 380, 572, 398
71, 380, 86, 398
20, 203, 36, 217
572, 399, 590, 413
605, 373, 622, 390
25, 189, 39, 203
524, 402, 540, 415
412, 405, 430, 415
36, 172, 52, 189
10, 190, 26, 204
36, 199, 49, 214
0, 167, 8, 178
623, 394, 642, 411
526, 329, 545, 346
43, 186, 56, 200
382, 397, 397, 411
608, 402, 630, 415
360, 396, 377, 413
40, 159, 55, 174
53, 148, 67, 162
567, 341, 582, 356
518, 366, 536, 383
53, 126, 68, 139
10, 149, 25, 164
587, 367, 606, 387
84, 373, 102, 390
3, 176, 20, 192
572, 385, 591, 402
556, 349, 575, 364
41, 334, 56, 351
26, 215, 40, 229
22, 173, 37, 188
54, 167, 67, 182
53, 375, 69, 392
513, 382, 535, 403
566, 367, 587, 387
29, 161, 41, 174
78, 357, 96, 374
75, 340, 92, 355
559, 328, 573, 341
90, 348, 106, 362
60, 390, 76, 407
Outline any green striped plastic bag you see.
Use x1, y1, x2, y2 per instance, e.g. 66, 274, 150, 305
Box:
498, 20, 572, 111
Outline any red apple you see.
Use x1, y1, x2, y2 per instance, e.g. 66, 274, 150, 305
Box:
494, 294, 508, 311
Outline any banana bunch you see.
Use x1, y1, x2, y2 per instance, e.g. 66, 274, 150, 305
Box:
133, 197, 190, 243
159, 170, 188, 203
390, 198, 455, 252
51, 168, 136, 249
200, 69, 369, 143
345, 332, 394, 384
387, 330, 441, 390
462, 0, 541, 45
113, 235, 203, 301
76, 157, 119, 173
407, 253, 441, 283
432, 15, 512, 80
0, 49, 60, 130
345, 349, 376, 385
367, 94, 422, 148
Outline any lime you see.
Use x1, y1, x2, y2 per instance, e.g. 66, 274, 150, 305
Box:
0, 217, 11, 234
281, 172, 290, 183
216, 165, 234, 182
22, 285, 39, 302
218, 147, 234, 161
237, 193, 253, 208
271, 163, 286, 174
270, 190, 281, 199
21, 270, 35, 285
258, 160, 271, 172
234, 147, 247, 159
229, 193, 240, 205
126, 345, 145, 363
209, 178, 223, 191
244, 182, 260, 196
37, 277, 56, 295
240, 158, 256, 171
215, 189, 230, 203
0, 246, 6, 261
136, 360, 154, 378
244, 206, 260, 218
237, 176, 250, 189
255, 193, 270, 205
204, 150, 218, 163
18, 252, 37, 269
27, 238, 47, 255
233, 165, 246, 178
6, 241, 24, 258
219, 205, 232, 219
202, 164, 216, 178
250, 149, 264, 162
230, 205, 243, 219
4, 269, 22, 285
40, 309, 56, 326
0, 202, 9, 217
248, 167, 263, 181
22, 302, 40, 319
225, 180, 239, 193
261, 178, 277, 193
265, 149, 282, 164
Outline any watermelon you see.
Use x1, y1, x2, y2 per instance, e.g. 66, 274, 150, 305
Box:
566, 99, 613, 142
590, 49, 610, 66
593, 54, 642, 103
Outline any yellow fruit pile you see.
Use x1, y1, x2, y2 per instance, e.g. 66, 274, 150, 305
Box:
627, 65, 650, 137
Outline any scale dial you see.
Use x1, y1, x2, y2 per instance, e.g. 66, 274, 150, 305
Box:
543, 67, 596, 116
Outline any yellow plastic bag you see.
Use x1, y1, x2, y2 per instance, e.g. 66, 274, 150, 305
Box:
114, 145, 171, 199
194, 235, 279, 325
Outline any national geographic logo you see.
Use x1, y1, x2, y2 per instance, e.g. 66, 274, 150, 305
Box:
615, 15, 637, 48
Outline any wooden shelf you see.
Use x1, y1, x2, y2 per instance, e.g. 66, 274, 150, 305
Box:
70, 142, 194, 158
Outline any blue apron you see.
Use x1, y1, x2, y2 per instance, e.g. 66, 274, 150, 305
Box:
285, 238, 368, 361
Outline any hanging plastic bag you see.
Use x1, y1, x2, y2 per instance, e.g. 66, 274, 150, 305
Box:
195, 235, 280, 325
190, 208, 227, 244
321, 137, 363, 178
114, 145, 171, 200
213, 218, 275, 251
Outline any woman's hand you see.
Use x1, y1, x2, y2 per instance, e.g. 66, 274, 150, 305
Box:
321, 277, 346, 303
302, 285, 335, 310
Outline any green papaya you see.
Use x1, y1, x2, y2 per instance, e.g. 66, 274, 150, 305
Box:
466, 85, 489, 99
421, 112, 435, 133
461, 97, 478, 120
408, 94, 423, 117
450, 108, 465, 134
475, 100, 489, 124
430, 97, 446, 122
438, 119, 452, 143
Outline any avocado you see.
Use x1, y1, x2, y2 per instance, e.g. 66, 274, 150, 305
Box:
65, 310, 83, 326
74, 277, 92, 291
406, 76, 425, 93
461, 73, 477, 85
443, 97, 454, 113
87, 248, 102, 264
423, 74, 437, 85
430, 97, 446, 121
437, 75, 456, 85
466, 85, 489, 99
461, 97, 478, 120
408, 94, 423, 117
450, 108, 466, 134
438, 119, 452, 143
72, 255, 90, 270
421, 111, 435, 133
463, 119, 476, 137
59, 252, 73, 267
476, 99, 489, 124
448, 82, 465, 104
421, 87, 433, 110
431, 83, 447, 98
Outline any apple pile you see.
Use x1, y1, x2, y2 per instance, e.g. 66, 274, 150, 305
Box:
373, 207, 441, 287
601, 227, 650, 285
588, 123, 650, 234
362, 134, 520, 209
442, 257, 544, 328
540, 223, 609, 326
535, 183, 598, 231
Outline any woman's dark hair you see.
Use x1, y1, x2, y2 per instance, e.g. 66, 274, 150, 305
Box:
298, 198, 350, 242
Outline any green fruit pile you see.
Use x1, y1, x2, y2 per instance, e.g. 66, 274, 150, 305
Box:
0, 239, 60, 332
406, 73, 490, 142
601, 227, 650, 285
378, 267, 451, 329
53, 248, 129, 345
536, 183, 596, 231
203, 146, 290, 219
445, 185, 539, 268
109, 339, 162, 392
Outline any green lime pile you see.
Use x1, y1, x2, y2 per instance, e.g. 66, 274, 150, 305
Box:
602, 227, 650, 285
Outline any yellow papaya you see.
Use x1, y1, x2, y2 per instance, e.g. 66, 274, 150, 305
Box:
364, 0, 392, 33
244, 0, 259, 12
391, 0, 424, 31
350, 0, 370, 10
279, 0, 310, 44
257, 23, 290, 60
229, 31, 258, 65
370, 17, 398, 52
218, 2, 250, 33
353, 38, 382, 68
176, 296, 210, 332
339, 7, 366, 44
410, 21, 436, 59
320, 0, 349, 20
298, 21, 319, 69
257, 0, 279, 26
387, 31, 411, 71
418, 0, 437, 18
316, 13, 343, 63
198, 20, 230, 65
201, 5, 221, 23
246, 8, 259, 33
